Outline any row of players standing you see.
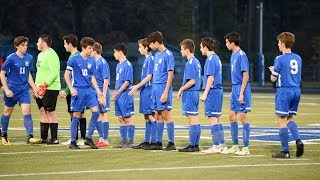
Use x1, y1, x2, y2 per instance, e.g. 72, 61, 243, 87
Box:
0, 31, 303, 158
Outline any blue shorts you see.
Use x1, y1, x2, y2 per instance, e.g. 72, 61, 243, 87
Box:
275, 87, 300, 117
204, 88, 223, 117
115, 89, 134, 117
139, 86, 154, 114
4, 83, 30, 107
152, 83, 172, 111
99, 87, 110, 113
182, 90, 199, 116
230, 84, 251, 113
70, 87, 99, 112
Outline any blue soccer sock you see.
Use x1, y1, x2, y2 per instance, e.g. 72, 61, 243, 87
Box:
119, 125, 127, 140
156, 122, 164, 142
287, 120, 301, 140
218, 123, 225, 144
189, 125, 198, 146
96, 120, 103, 138
211, 124, 220, 145
71, 117, 79, 142
166, 122, 174, 143
230, 122, 239, 145
102, 122, 109, 140
196, 124, 201, 145
279, 127, 289, 152
150, 121, 157, 143
86, 112, 99, 139
144, 121, 151, 142
243, 123, 250, 147
1, 114, 10, 135
128, 125, 135, 141
23, 114, 33, 136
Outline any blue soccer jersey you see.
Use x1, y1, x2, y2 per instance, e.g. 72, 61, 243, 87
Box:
183, 57, 201, 91
95, 57, 110, 88
153, 49, 174, 84
115, 60, 133, 91
141, 55, 154, 87
66, 54, 96, 88
272, 53, 302, 87
202, 54, 222, 89
1, 53, 33, 85
230, 49, 250, 84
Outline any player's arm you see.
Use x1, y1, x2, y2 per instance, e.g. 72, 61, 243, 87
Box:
200, 75, 214, 101
177, 78, 195, 100
0, 70, 13, 97
129, 74, 152, 95
269, 66, 278, 82
64, 70, 77, 96
28, 72, 39, 93
103, 78, 109, 97
239, 71, 249, 104
161, 70, 173, 103
111, 80, 130, 102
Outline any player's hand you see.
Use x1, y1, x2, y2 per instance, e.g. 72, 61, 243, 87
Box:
98, 95, 106, 107
58, 90, 67, 98
176, 89, 183, 101
269, 66, 274, 72
4, 89, 14, 98
70, 87, 78, 96
111, 91, 118, 102
160, 92, 168, 103
238, 94, 245, 104
128, 85, 138, 95
200, 94, 207, 101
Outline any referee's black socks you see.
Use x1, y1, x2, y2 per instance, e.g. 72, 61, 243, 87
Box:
40, 122, 49, 140
49, 123, 58, 140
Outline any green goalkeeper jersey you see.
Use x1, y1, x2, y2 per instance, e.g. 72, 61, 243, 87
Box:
35, 48, 61, 90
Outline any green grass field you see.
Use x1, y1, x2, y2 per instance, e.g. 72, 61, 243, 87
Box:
0, 92, 320, 179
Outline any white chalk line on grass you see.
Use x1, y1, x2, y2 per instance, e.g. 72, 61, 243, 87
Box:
0, 162, 319, 177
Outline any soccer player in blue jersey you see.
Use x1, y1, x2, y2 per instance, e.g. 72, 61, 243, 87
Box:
91, 42, 110, 147
64, 37, 104, 149
129, 38, 156, 149
269, 32, 304, 158
111, 43, 135, 148
221, 32, 251, 156
177, 39, 201, 152
0, 36, 41, 145
145, 31, 176, 151
199, 37, 226, 154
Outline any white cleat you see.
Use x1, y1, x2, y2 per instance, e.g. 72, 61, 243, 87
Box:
220, 145, 240, 154
201, 145, 221, 154
235, 147, 250, 156
61, 138, 71, 145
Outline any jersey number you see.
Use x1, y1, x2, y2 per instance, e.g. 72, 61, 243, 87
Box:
82, 69, 88, 76
290, 59, 298, 74
20, 67, 25, 74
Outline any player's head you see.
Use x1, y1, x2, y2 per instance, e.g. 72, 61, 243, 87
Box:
277, 32, 295, 52
180, 39, 195, 58
37, 34, 52, 51
113, 43, 127, 60
92, 42, 102, 58
138, 38, 151, 55
63, 34, 78, 52
80, 37, 95, 56
13, 36, 29, 54
225, 31, 240, 51
147, 31, 163, 50
200, 37, 217, 56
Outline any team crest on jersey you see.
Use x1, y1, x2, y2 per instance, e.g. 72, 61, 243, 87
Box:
159, 58, 163, 64
87, 63, 92, 69
25, 61, 29, 66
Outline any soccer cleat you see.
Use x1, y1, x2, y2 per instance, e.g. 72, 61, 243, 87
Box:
201, 145, 221, 154
194, 144, 200, 152
61, 138, 72, 145
96, 140, 109, 147
126, 139, 134, 148
47, 138, 59, 145
296, 139, 304, 157
178, 145, 196, 152
164, 142, 176, 151
132, 142, 149, 149
84, 138, 99, 149
220, 145, 240, 154
114, 139, 128, 148
235, 147, 250, 156
40, 139, 48, 144
27, 135, 42, 144
69, 141, 80, 149
77, 138, 85, 146
272, 151, 290, 158
1, 136, 11, 145
144, 142, 163, 150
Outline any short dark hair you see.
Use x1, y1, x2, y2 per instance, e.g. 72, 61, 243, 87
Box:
13, 36, 29, 47
277, 32, 295, 49
138, 38, 152, 52
113, 43, 127, 55
224, 31, 240, 46
200, 37, 217, 51
63, 34, 78, 47
147, 31, 163, 44
93, 42, 102, 54
80, 37, 95, 49
180, 39, 195, 53
39, 34, 52, 47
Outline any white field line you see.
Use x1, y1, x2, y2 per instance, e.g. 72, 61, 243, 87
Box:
0, 163, 319, 177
